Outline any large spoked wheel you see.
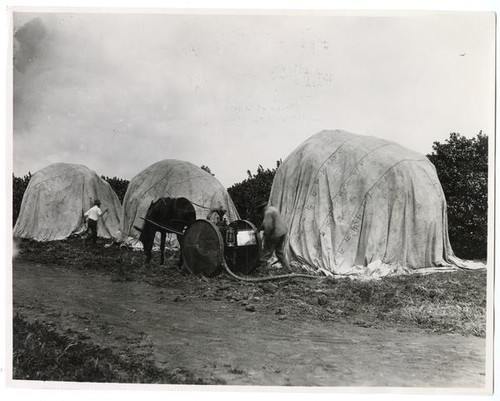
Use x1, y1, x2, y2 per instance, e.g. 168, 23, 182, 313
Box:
181, 219, 224, 277
224, 220, 262, 275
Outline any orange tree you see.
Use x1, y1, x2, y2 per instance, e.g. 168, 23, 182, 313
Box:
101, 176, 129, 203
427, 132, 488, 259
227, 161, 281, 227
12, 173, 32, 226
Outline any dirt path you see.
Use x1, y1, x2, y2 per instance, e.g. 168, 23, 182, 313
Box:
12, 261, 486, 387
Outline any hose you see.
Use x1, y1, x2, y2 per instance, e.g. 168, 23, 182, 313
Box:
222, 261, 318, 282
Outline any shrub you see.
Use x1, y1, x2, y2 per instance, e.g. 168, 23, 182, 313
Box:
227, 161, 281, 226
12, 172, 32, 226
427, 132, 488, 259
102, 176, 129, 203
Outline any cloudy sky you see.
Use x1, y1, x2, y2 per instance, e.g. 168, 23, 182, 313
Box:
12, 9, 495, 187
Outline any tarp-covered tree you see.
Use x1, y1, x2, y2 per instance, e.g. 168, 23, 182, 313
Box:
120, 159, 239, 246
269, 130, 465, 277
13, 163, 122, 241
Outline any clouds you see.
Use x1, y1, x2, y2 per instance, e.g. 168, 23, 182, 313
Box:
12, 11, 495, 187
14, 17, 47, 73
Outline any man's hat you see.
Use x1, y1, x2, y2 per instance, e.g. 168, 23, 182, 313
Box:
254, 200, 268, 210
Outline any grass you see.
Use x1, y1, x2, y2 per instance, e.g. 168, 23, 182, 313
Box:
248, 269, 487, 337
14, 237, 145, 272
14, 237, 488, 339
12, 313, 225, 384
326, 272, 487, 337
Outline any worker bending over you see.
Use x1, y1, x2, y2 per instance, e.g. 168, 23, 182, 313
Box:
255, 201, 291, 273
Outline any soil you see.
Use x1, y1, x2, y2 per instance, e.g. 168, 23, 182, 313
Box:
12, 260, 486, 388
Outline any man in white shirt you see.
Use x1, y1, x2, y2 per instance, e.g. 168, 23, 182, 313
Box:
84, 199, 107, 244
256, 201, 291, 272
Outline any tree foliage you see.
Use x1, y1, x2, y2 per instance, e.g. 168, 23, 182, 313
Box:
12, 172, 32, 226
427, 132, 488, 259
101, 176, 129, 203
227, 160, 282, 226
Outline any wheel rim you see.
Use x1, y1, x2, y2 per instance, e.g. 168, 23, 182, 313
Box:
182, 219, 224, 277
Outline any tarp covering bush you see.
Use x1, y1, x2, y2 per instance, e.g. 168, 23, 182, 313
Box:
13, 163, 122, 241
120, 159, 239, 247
269, 130, 465, 277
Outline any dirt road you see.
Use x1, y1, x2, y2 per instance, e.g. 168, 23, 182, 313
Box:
12, 261, 486, 388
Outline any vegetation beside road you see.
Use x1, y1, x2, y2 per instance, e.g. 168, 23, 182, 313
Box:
13, 313, 224, 384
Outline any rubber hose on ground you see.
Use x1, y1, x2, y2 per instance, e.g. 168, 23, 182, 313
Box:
223, 262, 318, 282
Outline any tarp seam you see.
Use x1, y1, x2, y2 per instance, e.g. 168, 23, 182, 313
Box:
330, 158, 432, 264
140, 161, 185, 195
300, 136, 359, 210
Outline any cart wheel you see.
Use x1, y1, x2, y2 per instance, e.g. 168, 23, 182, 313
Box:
182, 219, 224, 277
224, 219, 262, 275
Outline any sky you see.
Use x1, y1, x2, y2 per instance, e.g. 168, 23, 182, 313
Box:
11, 9, 496, 188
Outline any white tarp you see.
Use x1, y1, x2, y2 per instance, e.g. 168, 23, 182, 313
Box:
269, 130, 465, 277
13, 163, 122, 241
120, 159, 239, 247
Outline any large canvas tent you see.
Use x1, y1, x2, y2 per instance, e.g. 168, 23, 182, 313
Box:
269, 130, 464, 277
120, 159, 239, 246
13, 163, 122, 241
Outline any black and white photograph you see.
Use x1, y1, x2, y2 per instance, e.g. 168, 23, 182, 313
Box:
4, 1, 496, 399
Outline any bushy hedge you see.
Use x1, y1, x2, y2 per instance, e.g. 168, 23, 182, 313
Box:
12, 173, 32, 226
427, 132, 488, 259
227, 161, 281, 226
101, 176, 129, 203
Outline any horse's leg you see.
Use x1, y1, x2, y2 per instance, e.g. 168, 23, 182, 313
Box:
160, 231, 166, 265
143, 234, 153, 267
144, 249, 152, 267
177, 234, 184, 268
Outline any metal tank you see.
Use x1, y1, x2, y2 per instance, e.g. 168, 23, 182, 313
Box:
181, 219, 262, 277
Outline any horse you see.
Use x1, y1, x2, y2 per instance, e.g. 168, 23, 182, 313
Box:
136, 197, 196, 266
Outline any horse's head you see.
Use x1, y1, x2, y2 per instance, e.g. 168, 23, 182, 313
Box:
144, 199, 163, 220
138, 199, 164, 255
